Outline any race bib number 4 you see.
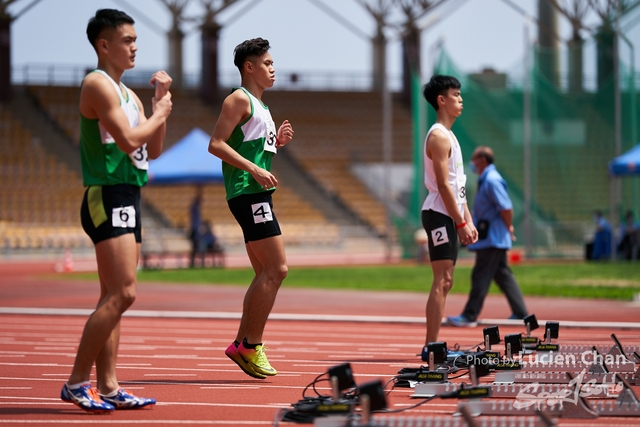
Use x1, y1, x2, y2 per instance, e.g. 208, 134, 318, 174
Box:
430, 226, 449, 246
129, 144, 149, 170
112, 206, 136, 228
251, 202, 273, 224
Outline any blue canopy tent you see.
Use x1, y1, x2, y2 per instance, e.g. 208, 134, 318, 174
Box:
148, 127, 222, 184
609, 143, 640, 176
607, 143, 640, 259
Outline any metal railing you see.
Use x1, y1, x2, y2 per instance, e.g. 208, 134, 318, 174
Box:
12, 64, 403, 92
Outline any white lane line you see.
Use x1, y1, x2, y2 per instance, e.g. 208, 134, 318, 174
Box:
199, 386, 261, 390
0, 397, 289, 410
3, 307, 637, 329
0, 421, 272, 425
143, 374, 197, 377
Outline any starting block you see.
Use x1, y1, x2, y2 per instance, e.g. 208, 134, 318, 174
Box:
556, 334, 639, 357
521, 314, 540, 350
413, 370, 625, 400
495, 368, 640, 386
457, 372, 640, 419
355, 414, 555, 427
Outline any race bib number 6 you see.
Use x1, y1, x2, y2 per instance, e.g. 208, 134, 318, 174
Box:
112, 206, 136, 228
251, 202, 273, 224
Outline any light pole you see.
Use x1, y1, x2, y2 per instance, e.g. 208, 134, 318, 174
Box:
523, 14, 533, 257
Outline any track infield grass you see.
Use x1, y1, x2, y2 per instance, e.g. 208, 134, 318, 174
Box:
63, 261, 640, 301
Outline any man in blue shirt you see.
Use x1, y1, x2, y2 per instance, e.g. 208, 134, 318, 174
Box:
591, 210, 612, 260
447, 146, 528, 327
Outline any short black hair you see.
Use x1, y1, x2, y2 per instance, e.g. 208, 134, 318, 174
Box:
233, 38, 270, 73
474, 147, 495, 165
86, 9, 135, 51
422, 75, 461, 111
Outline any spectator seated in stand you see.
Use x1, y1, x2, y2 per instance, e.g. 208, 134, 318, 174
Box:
617, 210, 639, 261
588, 210, 612, 260
191, 220, 224, 268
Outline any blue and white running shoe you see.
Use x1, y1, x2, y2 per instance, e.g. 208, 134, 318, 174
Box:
100, 388, 156, 409
61, 383, 114, 413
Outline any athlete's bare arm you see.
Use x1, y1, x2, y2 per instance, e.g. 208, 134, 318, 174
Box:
208, 90, 278, 188
134, 70, 172, 160
276, 120, 294, 147
79, 73, 172, 155
427, 129, 477, 245
463, 203, 478, 242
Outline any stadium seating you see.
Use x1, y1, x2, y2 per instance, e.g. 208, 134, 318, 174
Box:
0, 104, 90, 251
20, 85, 415, 251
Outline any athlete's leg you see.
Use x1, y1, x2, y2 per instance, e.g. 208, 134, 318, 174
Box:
94, 268, 119, 394
68, 233, 138, 387
241, 235, 288, 344
234, 247, 264, 344
425, 259, 455, 345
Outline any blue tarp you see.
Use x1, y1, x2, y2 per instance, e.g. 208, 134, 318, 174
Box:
609, 143, 640, 176
148, 128, 223, 184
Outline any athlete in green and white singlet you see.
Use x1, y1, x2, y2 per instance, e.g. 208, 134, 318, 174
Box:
222, 87, 277, 201
80, 69, 149, 187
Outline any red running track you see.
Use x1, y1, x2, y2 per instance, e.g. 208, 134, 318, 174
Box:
0, 259, 639, 425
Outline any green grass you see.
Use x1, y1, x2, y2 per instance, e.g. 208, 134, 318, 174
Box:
66, 261, 640, 300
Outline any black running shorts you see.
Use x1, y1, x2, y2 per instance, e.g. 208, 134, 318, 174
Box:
80, 184, 142, 245
227, 190, 282, 243
422, 209, 458, 264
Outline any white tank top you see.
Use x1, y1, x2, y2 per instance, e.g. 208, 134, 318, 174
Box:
421, 123, 467, 217
93, 69, 147, 170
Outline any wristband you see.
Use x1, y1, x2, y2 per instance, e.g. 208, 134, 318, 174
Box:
456, 222, 467, 229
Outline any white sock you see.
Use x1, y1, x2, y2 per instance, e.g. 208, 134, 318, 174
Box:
100, 389, 119, 397
67, 381, 90, 390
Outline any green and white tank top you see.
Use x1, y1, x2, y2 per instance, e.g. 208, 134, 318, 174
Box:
80, 69, 148, 187
223, 87, 277, 201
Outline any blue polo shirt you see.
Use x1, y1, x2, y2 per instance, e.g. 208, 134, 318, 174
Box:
468, 164, 513, 250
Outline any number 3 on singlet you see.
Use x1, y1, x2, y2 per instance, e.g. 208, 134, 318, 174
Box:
129, 144, 149, 170
263, 120, 277, 154
251, 202, 273, 224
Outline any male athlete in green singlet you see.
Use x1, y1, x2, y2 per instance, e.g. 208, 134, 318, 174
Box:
208, 38, 294, 379
61, 9, 172, 412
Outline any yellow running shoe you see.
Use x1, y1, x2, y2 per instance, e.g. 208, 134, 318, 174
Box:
225, 342, 267, 379
238, 341, 277, 376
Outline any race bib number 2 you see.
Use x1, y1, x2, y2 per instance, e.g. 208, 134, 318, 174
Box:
430, 226, 449, 247
251, 202, 273, 224
112, 206, 136, 228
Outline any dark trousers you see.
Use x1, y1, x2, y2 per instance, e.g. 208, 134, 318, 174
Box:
462, 248, 528, 322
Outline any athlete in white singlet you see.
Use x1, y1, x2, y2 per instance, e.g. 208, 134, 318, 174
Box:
420, 75, 477, 358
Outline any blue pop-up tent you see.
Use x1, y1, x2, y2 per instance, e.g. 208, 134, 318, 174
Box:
148, 128, 223, 184
609, 143, 640, 176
